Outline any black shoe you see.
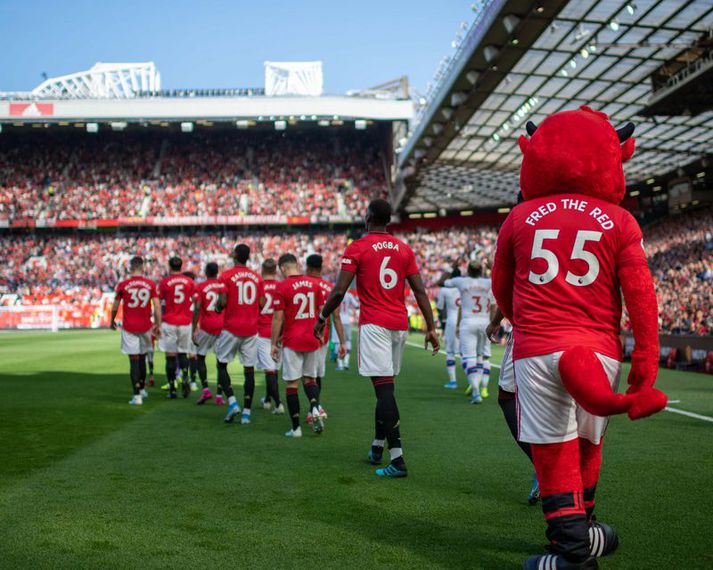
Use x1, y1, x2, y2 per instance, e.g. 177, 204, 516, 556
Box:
181, 380, 190, 399
523, 554, 597, 569
368, 448, 383, 465
589, 522, 618, 558
167, 392, 177, 399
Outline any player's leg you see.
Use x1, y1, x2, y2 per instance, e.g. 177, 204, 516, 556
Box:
443, 321, 458, 389
373, 328, 408, 478
215, 331, 241, 422
238, 336, 258, 424
257, 336, 281, 412
195, 331, 216, 404
147, 341, 155, 386
158, 323, 179, 398
316, 344, 328, 419
343, 323, 352, 369
282, 348, 303, 437
518, 353, 592, 568
189, 353, 198, 389
479, 327, 491, 398
214, 355, 225, 406
177, 353, 190, 398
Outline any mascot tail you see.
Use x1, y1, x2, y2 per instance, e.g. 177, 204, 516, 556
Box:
559, 346, 668, 420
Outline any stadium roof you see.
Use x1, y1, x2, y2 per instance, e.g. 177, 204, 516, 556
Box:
395, 0, 713, 213
0, 96, 413, 123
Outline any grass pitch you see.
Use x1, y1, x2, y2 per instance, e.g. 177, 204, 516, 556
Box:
1, 330, 712, 569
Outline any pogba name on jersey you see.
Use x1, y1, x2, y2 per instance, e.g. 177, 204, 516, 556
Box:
371, 240, 400, 252
524, 198, 616, 231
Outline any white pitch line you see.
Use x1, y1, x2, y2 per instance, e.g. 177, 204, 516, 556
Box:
406, 340, 713, 424
664, 407, 713, 423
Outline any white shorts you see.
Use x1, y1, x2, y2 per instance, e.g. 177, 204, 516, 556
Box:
281, 347, 318, 381
215, 331, 257, 366
315, 343, 328, 378
158, 323, 192, 354
256, 336, 278, 371
459, 319, 489, 360
498, 333, 515, 392
121, 330, 152, 355
357, 324, 407, 378
195, 330, 219, 356
515, 351, 621, 445
444, 319, 459, 355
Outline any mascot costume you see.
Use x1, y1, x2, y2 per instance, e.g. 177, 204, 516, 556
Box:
492, 106, 668, 569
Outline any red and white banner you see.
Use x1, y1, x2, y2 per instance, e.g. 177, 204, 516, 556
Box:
9, 102, 54, 117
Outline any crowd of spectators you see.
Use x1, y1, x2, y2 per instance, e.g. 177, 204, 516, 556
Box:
0, 129, 387, 221
1, 207, 711, 336
639, 208, 713, 336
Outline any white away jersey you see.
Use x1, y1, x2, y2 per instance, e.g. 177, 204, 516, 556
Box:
443, 277, 493, 321
436, 287, 460, 323
340, 291, 360, 323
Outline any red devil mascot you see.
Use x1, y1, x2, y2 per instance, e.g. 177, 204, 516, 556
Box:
492, 106, 668, 569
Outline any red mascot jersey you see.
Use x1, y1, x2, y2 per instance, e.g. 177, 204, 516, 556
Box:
495, 193, 648, 362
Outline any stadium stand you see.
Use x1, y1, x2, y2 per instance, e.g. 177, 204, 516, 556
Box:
1, 208, 710, 334
0, 128, 388, 222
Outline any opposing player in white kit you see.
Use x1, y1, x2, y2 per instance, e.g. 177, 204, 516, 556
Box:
443, 260, 496, 404
335, 289, 358, 371
436, 270, 461, 389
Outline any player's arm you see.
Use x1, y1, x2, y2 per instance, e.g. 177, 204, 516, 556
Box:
151, 296, 162, 337
456, 305, 462, 337
216, 292, 227, 313
487, 307, 504, 341
110, 296, 121, 330
192, 296, 202, 343
406, 272, 440, 355
270, 310, 285, 360
314, 269, 355, 340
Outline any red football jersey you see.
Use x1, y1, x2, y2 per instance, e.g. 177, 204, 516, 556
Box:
159, 274, 196, 326
196, 278, 226, 336
219, 265, 264, 337
115, 276, 158, 334
273, 275, 325, 352
258, 279, 279, 339
341, 232, 419, 331
495, 193, 648, 361
316, 277, 333, 345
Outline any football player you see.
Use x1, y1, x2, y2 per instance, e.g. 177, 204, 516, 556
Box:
111, 256, 161, 405
315, 199, 439, 477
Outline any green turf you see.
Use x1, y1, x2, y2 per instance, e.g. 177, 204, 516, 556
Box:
1, 330, 712, 569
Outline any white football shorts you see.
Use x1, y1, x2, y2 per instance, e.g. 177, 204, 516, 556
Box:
121, 330, 152, 355
444, 319, 459, 355
159, 323, 192, 354
315, 343, 329, 378
281, 347, 318, 381
459, 318, 489, 360
515, 351, 621, 445
194, 330, 219, 356
357, 324, 407, 378
215, 331, 257, 367
256, 336, 278, 371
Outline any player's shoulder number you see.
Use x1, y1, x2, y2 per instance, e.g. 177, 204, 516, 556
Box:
529, 229, 602, 286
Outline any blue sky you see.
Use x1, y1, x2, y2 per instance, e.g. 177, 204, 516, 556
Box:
0, 0, 472, 95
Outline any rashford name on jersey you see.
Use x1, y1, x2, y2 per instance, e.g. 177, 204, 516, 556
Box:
496, 193, 647, 362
